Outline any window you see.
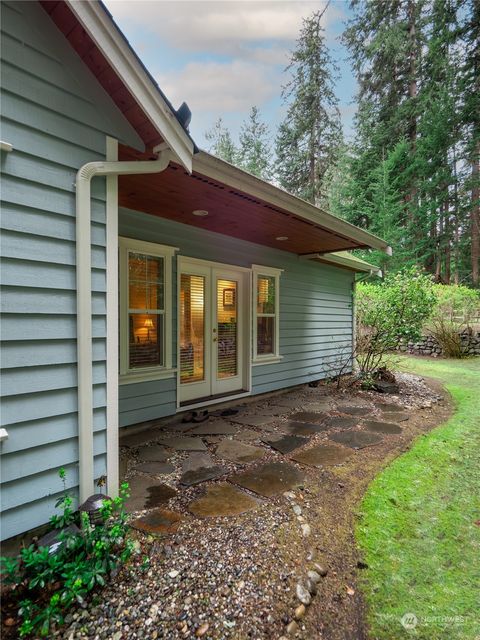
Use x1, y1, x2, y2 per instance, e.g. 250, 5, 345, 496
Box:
119, 237, 176, 382
252, 265, 282, 363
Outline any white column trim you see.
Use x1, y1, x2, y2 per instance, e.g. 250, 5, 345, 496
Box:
106, 136, 119, 498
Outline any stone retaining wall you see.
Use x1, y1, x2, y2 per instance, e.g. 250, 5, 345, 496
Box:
398, 330, 480, 357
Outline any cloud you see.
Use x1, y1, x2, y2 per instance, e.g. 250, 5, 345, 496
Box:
105, 0, 338, 55
157, 59, 279, 112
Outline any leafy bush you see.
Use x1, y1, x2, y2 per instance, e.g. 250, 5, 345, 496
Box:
356, 267, 436, 376
431, 284, 480, 324
427, 285, 480, 357
0, 470, 132, 638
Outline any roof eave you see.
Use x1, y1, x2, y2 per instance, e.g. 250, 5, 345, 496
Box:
67, 0, 194, 171
303, 252, 383, 275
194, 151, 390, 253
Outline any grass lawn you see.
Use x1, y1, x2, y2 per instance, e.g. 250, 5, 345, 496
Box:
356, 356, 480, 639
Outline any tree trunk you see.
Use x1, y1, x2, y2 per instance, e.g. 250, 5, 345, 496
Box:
472, 143, 479, 287
452, 142, 460, 284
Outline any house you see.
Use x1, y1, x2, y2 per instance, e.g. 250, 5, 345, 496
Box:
0, 0, 389, 542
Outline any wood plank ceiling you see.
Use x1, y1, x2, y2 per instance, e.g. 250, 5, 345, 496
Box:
119, 146, 367, 255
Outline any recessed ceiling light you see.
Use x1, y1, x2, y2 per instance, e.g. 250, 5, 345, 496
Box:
276, 236, 288, 241
192, 209, 209, 217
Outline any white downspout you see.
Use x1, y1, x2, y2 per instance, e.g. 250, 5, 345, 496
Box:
76, 144, 172, 502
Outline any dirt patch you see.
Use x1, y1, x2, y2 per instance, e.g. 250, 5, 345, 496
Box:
297, 376, 452, 640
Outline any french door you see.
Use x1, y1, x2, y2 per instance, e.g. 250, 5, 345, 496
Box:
179, 259, 249, 404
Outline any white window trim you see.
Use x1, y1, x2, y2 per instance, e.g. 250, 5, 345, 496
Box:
252, 264, 283, 365
119, 236, 178, 384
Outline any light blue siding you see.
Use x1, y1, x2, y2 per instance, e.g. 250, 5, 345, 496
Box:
0, 0, 141, 540
118, 208, 354, 425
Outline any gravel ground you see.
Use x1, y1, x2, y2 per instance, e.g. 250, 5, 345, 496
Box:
44, 374, 448, 640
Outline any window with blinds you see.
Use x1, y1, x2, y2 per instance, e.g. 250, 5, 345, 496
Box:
217, 279, 238, 379
128, 252, 165, 369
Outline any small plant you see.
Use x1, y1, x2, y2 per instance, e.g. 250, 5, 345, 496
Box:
0, 471, 132, 638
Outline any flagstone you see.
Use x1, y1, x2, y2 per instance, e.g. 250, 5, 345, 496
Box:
229, 462, 304, 497
323, 416, 359, 429
280, 421, 330, 436
381, 411, 409, 422
135, 461, 175, 475
189, 483, 262, 517
231, 415, 277, 428
304, 401, 332, 412
215, 439, 266, 464
235, 428, 261, 442
338, 406, 372, 416
256, 405, 290, 416
363, 420, 402, 435
130, 509, 182, 535
291, 411, 328, 424
156, 436, 207, 451
181, 452, 215, 472
180, 465, 228, 487
329, 430, 383, 449
274, 396, 304, 408
376, 402, 403, 412
137, 445, 170, 462
291, 444, 352, 467
124, 477, 177, 512
188, 420, 238, 435
262, 434, 309, 454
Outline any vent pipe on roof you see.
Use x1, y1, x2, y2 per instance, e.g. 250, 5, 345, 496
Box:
176, 102, 192, 131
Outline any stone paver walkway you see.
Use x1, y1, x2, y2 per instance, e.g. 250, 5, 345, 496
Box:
120, 385, 406, 520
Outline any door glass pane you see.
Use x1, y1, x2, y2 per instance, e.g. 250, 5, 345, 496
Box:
257, 316, 274, 355
217, 279, 237, 379
257, 275, 275, 314
129, 313, 163, 368
180, 274, 205, 383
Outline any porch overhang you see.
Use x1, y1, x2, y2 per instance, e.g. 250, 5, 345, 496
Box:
119, 146, 391, 256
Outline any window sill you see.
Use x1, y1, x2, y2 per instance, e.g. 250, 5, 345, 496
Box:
252, 356, 283, 366
119, 368, 177, 385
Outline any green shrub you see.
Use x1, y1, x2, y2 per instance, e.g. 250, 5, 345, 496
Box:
0, 470, 132, 638
356, 267, 436, 376
427, 285, 480, 357
431, 284, 480, 324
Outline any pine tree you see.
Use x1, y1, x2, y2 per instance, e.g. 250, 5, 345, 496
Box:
237, 106, 272, 180
460, 0, 480, 286
204, 118, 237, 164
275, 8, 342, 205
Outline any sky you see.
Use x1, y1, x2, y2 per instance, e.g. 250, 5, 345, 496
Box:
103, 0, 357, 151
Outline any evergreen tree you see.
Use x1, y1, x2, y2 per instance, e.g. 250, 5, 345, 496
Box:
237, 106, 272, 180
460, 0, 480, 286
275, 8, 342, 205
204, 118, 237, 164
340, 0, 477, 286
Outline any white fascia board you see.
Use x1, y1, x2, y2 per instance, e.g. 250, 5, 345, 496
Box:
304, 252, 382, 274
67, 1, 194, 172
194, 152, 390, 253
